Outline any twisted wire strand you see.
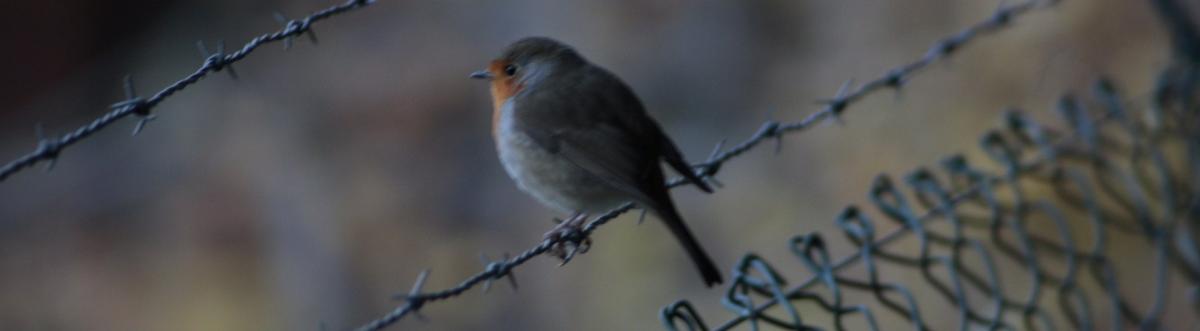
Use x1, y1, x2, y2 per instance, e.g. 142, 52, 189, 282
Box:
0, 0, 375, 182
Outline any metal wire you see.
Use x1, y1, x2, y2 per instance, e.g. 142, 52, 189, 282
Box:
660, 1, 1200, 327
351, 1, 1067, 330
661, 82, 1200, 330
0, 0, 375, 182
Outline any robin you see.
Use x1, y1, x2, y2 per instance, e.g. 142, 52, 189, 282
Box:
470, 37, 722, 286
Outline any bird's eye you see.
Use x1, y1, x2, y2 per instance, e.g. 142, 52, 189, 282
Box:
503, 64, 518, 76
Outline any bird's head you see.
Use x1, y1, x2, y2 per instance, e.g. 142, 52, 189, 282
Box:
470, 37, 585, 103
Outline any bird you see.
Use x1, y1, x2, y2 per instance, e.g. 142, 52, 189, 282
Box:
470, 37, 722, 286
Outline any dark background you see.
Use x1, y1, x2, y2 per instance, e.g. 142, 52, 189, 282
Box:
0, 0, 1182, 330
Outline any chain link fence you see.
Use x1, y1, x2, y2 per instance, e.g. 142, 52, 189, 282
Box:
660, 1, 1200, 328
662, 78, 1200, 329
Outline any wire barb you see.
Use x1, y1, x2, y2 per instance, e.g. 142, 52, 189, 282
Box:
815, 79, 855, 126
197, 40, 239, 80
274, 11, 319, 51
390, 269, 431, 322
112, 75, 155, 136
479, 253, 518, 293
33, 125, 59, 172
697, 139, 727, 188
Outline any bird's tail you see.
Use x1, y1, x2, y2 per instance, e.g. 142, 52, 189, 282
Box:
654, 200, 722, 287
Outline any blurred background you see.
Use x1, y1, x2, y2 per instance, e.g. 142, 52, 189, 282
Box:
0, 0, 1186, 330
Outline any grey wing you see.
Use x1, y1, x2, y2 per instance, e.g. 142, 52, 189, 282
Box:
514, 70, 663, 205
522, 114, 661, 205
570, 66, 711, 193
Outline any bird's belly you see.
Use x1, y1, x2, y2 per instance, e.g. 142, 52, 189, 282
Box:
496, 129, 626, 214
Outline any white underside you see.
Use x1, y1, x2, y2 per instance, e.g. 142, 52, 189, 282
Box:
495, 99, 627, 213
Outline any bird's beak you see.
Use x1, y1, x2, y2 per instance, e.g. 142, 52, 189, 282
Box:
469, 70, 494, 80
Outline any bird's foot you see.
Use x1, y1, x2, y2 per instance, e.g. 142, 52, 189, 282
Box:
545, 213, 591, 265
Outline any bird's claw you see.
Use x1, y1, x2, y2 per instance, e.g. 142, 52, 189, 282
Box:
545, 213, 591, 265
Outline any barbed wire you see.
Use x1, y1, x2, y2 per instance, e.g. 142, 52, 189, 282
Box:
351, 1, 1063, 330
0, 0, 375, 182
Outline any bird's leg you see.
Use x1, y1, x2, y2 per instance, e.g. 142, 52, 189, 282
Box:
544, 212, 591, 265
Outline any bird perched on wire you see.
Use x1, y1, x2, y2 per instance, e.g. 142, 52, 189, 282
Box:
470, 37, 722, 286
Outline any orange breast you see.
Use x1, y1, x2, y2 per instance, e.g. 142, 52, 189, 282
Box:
488, 61, 523, 136
489, 81, 508, 135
